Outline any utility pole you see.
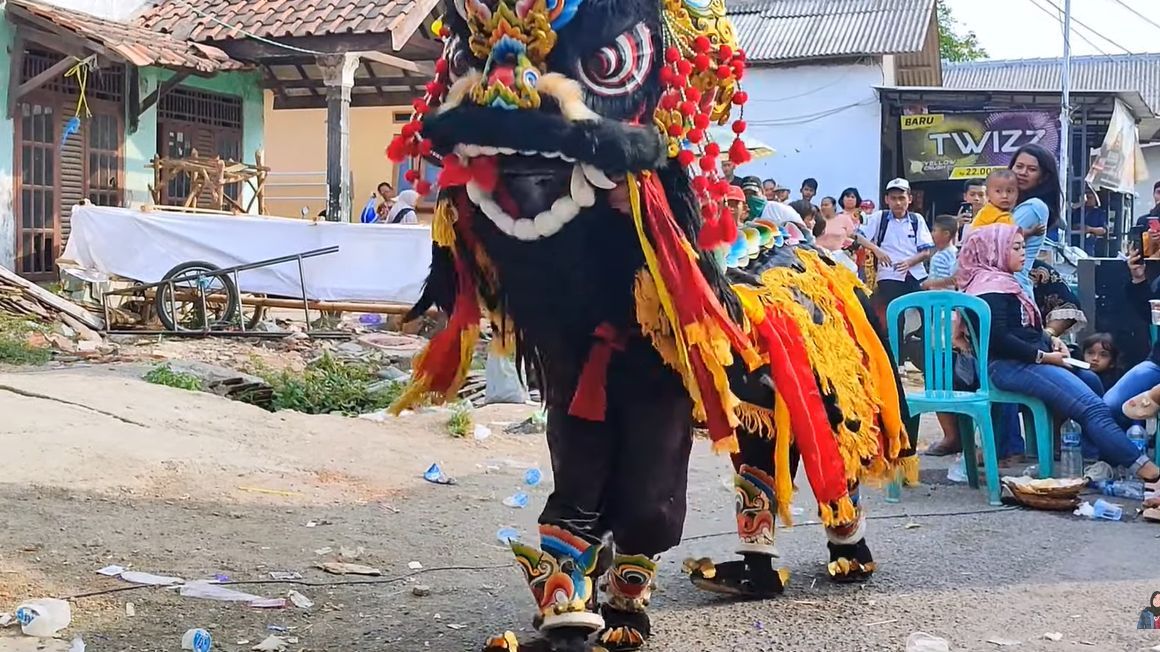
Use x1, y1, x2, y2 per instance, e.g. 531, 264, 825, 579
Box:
1059, 0, 1073, 241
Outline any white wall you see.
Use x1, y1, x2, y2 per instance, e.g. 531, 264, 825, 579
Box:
734, 60, 885, 204
37, 0, 148, 19
1135, 144, 1160, 211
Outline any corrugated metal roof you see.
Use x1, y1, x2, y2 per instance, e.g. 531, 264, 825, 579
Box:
944, 54, 1160, 115
727, 0, 936, 64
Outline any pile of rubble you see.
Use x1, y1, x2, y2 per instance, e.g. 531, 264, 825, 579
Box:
0, 265, 117, 360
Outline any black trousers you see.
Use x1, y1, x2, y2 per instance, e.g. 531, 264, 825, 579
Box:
871, 275, 927, 375
538, 337, 694, 557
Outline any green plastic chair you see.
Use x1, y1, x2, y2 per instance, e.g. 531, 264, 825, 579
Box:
885, 291, 1054, 505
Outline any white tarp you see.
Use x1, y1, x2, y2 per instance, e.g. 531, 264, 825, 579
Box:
61, 205, 433, 304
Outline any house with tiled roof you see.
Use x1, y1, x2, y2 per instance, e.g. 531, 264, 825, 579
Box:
0, 0, 266, 279
134, 0, 443, 221
726, 0, 942, 202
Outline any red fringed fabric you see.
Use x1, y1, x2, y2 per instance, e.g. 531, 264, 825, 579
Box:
568, 322, 627, 421
637, 174, 757, 443
750, 309, 849, 509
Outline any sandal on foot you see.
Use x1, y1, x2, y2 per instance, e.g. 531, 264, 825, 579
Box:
827, 540, 876, 584
596, 606, 649, 652
684, 557, 789, 599
1124, 390, 1160, 421
924, 441, 961, 457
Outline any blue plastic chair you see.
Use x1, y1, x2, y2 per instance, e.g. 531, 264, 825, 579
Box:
885, 291, 1054, 506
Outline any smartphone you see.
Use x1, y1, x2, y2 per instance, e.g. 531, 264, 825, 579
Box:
1128, 225, 1146, 255
1063, 357, 1092, 370
958, 202, 973, 217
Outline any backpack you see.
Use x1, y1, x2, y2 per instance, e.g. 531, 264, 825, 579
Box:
872, 210, 920, 247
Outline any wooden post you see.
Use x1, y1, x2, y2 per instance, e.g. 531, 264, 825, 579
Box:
255, 149, 267, 215
317, 53, 359, 223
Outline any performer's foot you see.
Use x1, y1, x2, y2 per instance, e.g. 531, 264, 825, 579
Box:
826, 539, 876, 583
596, 604, 650, 651
482, 627, 596, 652
685, 553, 790, 598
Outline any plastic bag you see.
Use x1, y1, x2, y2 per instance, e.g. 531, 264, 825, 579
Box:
484, 351, 529, 405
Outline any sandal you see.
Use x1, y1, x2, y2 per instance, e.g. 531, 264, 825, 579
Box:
924, 441, 961, 457
1123, 389, 1160, 421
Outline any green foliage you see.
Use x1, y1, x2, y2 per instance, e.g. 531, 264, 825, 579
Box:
446, 403, 472, 438
938, 3, 987, 62
0, 315, 51, 366
144, 364, 204, 391
261, 353, 404, 416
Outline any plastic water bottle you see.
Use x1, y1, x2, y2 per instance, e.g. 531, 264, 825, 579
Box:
1127, 424, 1149, 456
1060, 419, 1084, 479
14, 598, 71, 637
1091, 498, 1123, 521
1099, 479, 1145, 500
181, 628, 213, 652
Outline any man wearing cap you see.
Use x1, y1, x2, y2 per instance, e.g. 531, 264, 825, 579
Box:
774, 183, 791, 204
725, 184, 747, 226
856, 178, 934, 326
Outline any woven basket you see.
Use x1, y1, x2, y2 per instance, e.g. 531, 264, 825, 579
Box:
1001, 476, 1085, 498
1008, 490, 1079, 511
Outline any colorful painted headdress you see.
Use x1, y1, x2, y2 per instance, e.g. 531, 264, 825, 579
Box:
389, 0, 752, 247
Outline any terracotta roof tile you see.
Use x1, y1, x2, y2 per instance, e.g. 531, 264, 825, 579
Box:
136, 0, 438, 45
7, 0, 243, 72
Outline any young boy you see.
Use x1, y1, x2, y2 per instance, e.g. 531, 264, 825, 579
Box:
921, 215, 960, 290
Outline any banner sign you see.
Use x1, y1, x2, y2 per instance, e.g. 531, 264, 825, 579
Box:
1086, 99, 1149, 195
900, 111, 1062, 181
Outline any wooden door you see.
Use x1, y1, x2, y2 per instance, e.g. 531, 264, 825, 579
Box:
15, 101, 59, 280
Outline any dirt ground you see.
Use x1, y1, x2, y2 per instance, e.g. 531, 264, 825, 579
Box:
0, 364, 547, 650
3, 363, 1160, 652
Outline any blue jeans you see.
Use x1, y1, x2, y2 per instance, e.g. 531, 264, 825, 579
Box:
1104, 361, 1160, 428
989, 360, 1147, 470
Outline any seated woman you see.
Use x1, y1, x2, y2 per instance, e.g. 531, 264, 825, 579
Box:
1104, 249, 1160, 424
957, 225, 1160, 483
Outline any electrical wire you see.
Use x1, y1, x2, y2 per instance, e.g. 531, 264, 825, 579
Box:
1039, 0, 1136, 56
58, 563, 511, 601
745, 66, 858, 104
1108, 0, 1160, 34
746, 97, 878, 127
1024, 0, 1110, 58
681, 505, 1020, 543
167, 0, 326, 56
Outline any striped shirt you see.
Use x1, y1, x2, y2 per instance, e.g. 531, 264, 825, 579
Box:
929, 245, 958, 281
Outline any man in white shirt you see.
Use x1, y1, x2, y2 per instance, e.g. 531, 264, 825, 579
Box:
855, 178, 934, 325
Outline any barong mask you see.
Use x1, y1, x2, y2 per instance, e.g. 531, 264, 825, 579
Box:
389, 0, 752, 245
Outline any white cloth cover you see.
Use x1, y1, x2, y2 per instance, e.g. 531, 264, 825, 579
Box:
62, 205, 433, 304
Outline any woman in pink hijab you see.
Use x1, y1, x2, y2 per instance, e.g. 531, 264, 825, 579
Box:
958, 225, 1160, 482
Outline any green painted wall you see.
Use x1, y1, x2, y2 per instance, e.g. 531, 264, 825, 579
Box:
1, 11, 16, 270
126, 67, 265, 209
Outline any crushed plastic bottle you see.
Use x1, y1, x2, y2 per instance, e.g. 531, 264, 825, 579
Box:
358, 313, 383, 326
524, 468, 542, 486
14, 598, 71, 637
502, 492, 529, 509
947, 453, 968, 483
496, 527, 520, 544
1091, 498, 1123, 521
181, 627, 213, 652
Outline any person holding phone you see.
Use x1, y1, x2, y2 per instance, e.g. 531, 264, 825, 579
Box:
958, 224, 1160, 482
958, 178, 986, 242
1103, 246, 1160, 424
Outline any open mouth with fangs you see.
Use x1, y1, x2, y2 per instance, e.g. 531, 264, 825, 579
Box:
455, 144, 619, 241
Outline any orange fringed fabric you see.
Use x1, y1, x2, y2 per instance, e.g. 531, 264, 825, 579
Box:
389, 200, 482, 414
628, 172, 760, 445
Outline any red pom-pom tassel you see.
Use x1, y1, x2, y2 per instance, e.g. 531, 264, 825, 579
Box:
676, 149, 696, 167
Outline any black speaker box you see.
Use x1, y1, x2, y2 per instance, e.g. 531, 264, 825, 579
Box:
1077, 258, 1156, 368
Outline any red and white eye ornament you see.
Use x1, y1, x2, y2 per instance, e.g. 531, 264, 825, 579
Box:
578, 23, 654, 97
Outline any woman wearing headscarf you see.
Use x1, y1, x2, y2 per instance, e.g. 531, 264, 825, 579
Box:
1138, 592, 1160, 629
384, 189, 420, 224
957, 224, 1160, 482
